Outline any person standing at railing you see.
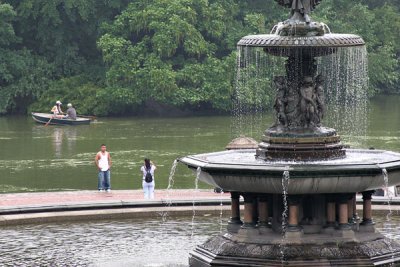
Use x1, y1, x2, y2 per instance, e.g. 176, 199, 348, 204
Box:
140, 158, 156, 199
95, 144, 112, 192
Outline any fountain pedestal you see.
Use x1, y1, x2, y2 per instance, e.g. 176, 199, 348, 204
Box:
189, 192, 400, 266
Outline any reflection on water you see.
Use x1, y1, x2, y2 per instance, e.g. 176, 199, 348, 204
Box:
52, 127, 63, 158
0, 216, 222, 267
52, 127, 78, 158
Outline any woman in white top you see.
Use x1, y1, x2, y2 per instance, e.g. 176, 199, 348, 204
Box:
140, 158, 156, 199
51, 100, 64, 118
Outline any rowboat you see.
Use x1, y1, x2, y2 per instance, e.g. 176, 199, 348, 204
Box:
31, 112, 91, 125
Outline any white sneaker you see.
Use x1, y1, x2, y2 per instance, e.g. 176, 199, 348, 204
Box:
106, 189, 111, 192
98, 189, 105, 192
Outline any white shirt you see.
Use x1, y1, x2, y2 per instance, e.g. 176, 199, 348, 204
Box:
98, 152, 110, 171
141, 165, 155, 181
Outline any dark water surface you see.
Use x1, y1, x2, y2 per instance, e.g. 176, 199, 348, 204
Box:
0, 214, 399, 267
1, 95, 400, 193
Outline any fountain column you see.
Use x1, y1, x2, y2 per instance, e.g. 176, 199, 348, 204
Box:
361, 190, 375, 225
228, 192, 242, 224
338, 195, 351, 230
227, 192, 242, 233
258, 196, 269, 228
326, 195, 336, 228
242, 194, 256, 228
287, 196, 301, 232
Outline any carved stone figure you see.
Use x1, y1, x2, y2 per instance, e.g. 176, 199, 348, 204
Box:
273, 76, 288, 127
300, 76, 317, 127
275, 0, 322, 22
314, 74, 325, 125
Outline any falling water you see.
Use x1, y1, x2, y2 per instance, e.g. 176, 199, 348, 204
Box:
191, 167, 201, 237
161, 159, 179, 223
317, 46, 369, 147
280, 169, 290, 264
382, 168, 393, 221
232, 46, 276, 138
167, 159, 178, 191
382, 168, 395, 265
233, 45, 369, 147
219, 189, 225, 233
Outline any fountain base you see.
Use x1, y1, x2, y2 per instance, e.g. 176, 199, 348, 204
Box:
190, 232, 400, 266
257, 127, 345, 160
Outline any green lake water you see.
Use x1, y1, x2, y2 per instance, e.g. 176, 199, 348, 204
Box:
1, 94, 400, 193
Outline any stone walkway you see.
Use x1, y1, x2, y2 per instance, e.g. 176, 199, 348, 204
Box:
0, 190, 231, 226
0, 189, 223, 205
1, 190, 400, 226
0, 189, 229, 214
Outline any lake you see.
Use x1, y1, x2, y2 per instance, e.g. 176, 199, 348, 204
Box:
1, 94, 400, 193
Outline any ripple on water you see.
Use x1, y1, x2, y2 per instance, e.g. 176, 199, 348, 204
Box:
0, 216, 222, 266
1, 215, 399, 266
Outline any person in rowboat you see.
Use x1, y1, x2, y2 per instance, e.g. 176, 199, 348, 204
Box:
51, 100, 64, 118
65, 103, 77, 120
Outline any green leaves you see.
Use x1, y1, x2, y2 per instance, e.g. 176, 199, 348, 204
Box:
97, 0, 250, 112
0, 3, 18, 46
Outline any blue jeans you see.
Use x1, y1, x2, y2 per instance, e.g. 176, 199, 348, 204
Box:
98, 170, 111, 190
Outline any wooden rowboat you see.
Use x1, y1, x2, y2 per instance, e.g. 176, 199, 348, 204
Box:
31, 112, 91, 125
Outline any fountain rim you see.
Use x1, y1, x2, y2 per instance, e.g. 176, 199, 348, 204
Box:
178, 149, 400, 176
237, 33, 365, 48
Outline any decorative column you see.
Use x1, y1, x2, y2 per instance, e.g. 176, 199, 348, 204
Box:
326, 195, 336, 228
258, 196, 269, 228
242, 194, 256, 228
338, 195, 351, 230
228, 192, 242, 225
361, 190, 375, 225
287, 196, 301, 232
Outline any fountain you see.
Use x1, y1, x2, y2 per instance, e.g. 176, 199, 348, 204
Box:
179, 1, 400, 266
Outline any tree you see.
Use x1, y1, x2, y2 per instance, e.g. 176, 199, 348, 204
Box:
0, 2, 53, 114
97, 0, 269, 113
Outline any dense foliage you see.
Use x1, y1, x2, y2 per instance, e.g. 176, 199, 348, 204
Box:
0, 0, 399, 115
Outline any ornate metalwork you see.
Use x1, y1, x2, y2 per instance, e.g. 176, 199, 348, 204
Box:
238, 34, 365, 47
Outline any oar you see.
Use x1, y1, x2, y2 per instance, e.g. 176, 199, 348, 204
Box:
44, 116, 53, 126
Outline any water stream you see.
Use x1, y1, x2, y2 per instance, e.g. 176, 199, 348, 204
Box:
280, 169, 290, 264
161, 159, 179, 222
219, 189, 225, 233
191, 167, 201, 237
382, 168, 395, 265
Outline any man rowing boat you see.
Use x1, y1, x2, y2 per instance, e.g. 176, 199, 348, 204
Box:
65, 103, 77, 120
